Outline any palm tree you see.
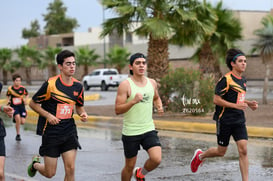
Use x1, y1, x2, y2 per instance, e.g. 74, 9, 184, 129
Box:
100, 0, 216, 81
105, 45, 130, 73
252, 15, 273, 104
16, 45, 42, 85
172, 1, 242, 81
0, 48, 13, 84
43, 46, 62, 77
75, 46, 100, 77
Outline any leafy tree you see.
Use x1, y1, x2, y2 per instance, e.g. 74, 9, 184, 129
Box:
43, 0, 79, 35
172, 1, 242, 81
252, 15, 273, 104
42, 46, 62, 77
22, 19, 41, 39
100, 0, 216, 81
0, 48, 19, 85
105, 45, 130, 73
75, 46, 100, 77
15, 46, 42, 85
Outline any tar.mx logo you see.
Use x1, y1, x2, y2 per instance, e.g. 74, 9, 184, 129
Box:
181, 94, 201, 106
181, 94, 204, 114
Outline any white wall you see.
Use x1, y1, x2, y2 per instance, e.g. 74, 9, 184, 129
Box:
74, 27, 109, 46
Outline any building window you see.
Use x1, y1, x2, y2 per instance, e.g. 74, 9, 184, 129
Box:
62, 37, 74, 46
125, 32, 132, 43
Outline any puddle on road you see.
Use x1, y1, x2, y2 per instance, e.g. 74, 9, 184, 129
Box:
15, 118, 273, 172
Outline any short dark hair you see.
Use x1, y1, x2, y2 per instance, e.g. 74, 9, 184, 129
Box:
129, 53, 146, 75
12, 74, 22, 81
226, 48, 245, 70
56, 50, 75, 65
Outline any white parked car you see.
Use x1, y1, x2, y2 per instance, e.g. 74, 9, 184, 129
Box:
82, 68, 128, 91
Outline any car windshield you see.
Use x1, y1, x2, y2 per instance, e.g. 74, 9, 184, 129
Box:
91, 71, 100, 76
103, 71, 117, 75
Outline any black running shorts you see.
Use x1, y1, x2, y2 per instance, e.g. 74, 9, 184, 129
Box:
39, 134, 81, 158
217, 121, 248, 147
0, 137, 5, 156
122, 130, 161, 158
13, 105, 27, 118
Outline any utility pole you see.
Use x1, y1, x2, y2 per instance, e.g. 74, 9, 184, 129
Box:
103, 5, 106, 68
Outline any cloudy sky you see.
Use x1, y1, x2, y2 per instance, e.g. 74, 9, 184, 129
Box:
0, 0, 272, 48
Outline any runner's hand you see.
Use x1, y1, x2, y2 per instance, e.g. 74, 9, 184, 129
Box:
157, 107, 164, 116
247, 100, 258, 111
3, 106, 14, 118
133, 93, 143, 104
80, 112, 88, 122
236, 103, 248, 110
46, 113, 61, 125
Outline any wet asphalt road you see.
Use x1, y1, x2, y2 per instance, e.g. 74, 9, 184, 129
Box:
2, 121, 273, 181
1, 84, 273, 180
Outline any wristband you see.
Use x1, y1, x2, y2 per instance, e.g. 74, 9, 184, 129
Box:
1, 106, 3, 112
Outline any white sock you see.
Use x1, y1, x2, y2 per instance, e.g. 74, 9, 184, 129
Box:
199, 154, 203, 161
141, 167, 148, 175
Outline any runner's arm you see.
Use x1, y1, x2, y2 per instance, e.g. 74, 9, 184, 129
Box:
76, 105, 88, 122
29, 100, 60, 125
151, 79, 163, 114
213, 94, 247, 110
115, 80, 141, 115
24, 94, 29, 105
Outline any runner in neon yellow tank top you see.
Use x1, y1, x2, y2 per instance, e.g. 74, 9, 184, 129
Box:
123, 77, 155, 136
115, 53, 164, 181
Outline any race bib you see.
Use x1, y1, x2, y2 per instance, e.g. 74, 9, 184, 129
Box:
237, 92, 245, 104
56, 104, 73, 119
12, 97, 22, 105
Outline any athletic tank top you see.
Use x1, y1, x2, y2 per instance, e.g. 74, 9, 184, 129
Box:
122, 77, 155, 136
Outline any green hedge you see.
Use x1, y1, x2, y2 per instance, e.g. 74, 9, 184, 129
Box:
159, 68, 215, 115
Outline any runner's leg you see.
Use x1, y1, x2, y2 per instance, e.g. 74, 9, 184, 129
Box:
62, 149, 77, 181
14, 114, 21, 135
20, 117, 26, 125
34, 156, 58, 178
236, 139, 248, 181
122, 156, 137, 181
0, 156, 5, 181
200, 145, 227, 160
144, 146, 161, 172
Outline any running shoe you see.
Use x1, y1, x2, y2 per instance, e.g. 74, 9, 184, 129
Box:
27, 155, 40, 177
15, 134, 21, 141
133, 167, 145, 181
190, 149, 203, 173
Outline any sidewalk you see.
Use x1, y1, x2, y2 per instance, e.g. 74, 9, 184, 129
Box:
24, 104, 273, 139
82, 102, 273, 139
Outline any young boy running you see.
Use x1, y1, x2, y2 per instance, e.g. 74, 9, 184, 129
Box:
6, 74, 28, 141
190, 48, 258, 181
